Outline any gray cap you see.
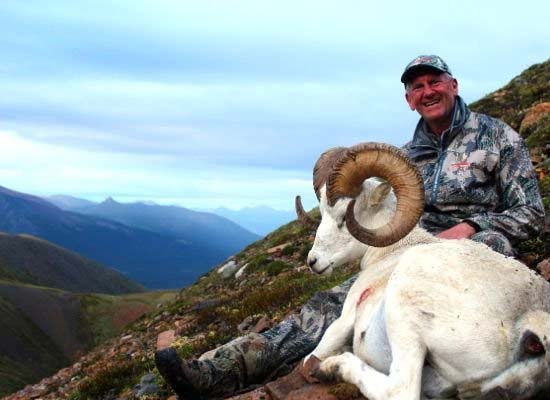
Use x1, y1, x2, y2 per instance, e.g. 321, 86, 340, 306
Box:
400, 55, 452, 84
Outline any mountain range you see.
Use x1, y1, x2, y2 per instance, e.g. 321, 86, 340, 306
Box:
48, 196, 260, 253
0, 186, 258, 289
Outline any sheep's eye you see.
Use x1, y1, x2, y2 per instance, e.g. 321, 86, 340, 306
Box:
338, 216, 346, 229
524, 333, 545, 356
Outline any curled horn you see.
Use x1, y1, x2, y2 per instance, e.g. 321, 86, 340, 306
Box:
326, 142, 424, 247
313, 147, 348, 200
295, 195, 317, 228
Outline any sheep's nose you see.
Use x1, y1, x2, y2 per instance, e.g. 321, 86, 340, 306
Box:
308, 257, 317, 268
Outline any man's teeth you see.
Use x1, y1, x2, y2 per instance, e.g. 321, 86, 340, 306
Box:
424, 100, 439, 106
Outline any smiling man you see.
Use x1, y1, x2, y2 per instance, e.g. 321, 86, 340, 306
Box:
402, 55, 544, 255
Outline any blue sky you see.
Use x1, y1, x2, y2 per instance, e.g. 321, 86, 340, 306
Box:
0, 1, 548, 210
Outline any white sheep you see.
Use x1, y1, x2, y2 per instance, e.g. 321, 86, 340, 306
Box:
303, 143, 550, 400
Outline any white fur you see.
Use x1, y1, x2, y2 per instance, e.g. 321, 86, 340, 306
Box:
307, 179, 550, 400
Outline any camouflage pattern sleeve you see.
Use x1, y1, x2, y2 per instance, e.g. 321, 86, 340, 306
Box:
467, 124, 545, 242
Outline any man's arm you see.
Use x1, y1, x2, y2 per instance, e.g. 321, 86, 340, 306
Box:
436, 221, 477, 239
465, 125, 545, 242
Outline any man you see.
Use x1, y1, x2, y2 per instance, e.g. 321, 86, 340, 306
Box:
156, 55, 545, 399
401, 55, 544, 256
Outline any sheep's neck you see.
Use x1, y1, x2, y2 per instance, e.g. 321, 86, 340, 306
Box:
362, 227, 437, 266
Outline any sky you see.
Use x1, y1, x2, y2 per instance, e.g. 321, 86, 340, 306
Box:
0, 1, 548, 210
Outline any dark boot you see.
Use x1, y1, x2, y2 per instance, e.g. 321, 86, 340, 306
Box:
155, 348, 241, 399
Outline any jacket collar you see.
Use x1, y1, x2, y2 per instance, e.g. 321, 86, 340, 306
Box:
408, 96, 470, 159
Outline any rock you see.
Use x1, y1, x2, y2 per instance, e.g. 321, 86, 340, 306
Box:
520, 102, 550, 133
265, 367, 308, 399
225, 387, 271, 399
218, 260, 239, 278
285, 385, 340, 400
236, 263, 249, 279
537, 258, 550, 280
120, 334, 133, 342
267, 242, 291, 254
156, 329, 176, 350
27, 384, 48, 399
252, 315, 273, 333
192, 298, 222, 312
174, 317, 195, 335
238, 316, 255, 334
134, 373, 160, 397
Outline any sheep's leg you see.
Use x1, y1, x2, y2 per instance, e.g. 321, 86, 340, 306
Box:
458, 357, 550, 400
305, 312, 354, 362
314, 341, 426, 400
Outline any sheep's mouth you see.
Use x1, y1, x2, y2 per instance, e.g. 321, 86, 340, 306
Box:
316, 263, 333, 275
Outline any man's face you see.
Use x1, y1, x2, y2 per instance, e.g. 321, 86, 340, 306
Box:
405, 72, 458, 128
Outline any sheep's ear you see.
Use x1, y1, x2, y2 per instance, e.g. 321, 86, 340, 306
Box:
370, 182, 392, 207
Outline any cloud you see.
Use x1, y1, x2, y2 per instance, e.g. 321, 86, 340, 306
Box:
0, 0, 548, 208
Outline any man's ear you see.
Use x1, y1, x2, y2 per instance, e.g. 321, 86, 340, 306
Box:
405, 92, 415, 111
370, 182, 392, 207
450, 78, 458, 96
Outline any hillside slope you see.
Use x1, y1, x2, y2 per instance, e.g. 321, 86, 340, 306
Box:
0, 233, 144, 294
0, 281, 175, 397
470, 58, 550, 261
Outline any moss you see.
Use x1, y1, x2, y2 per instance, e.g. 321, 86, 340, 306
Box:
246, 254, 271, 274
298, 243, 312, 260
265, 260, 292, 276
73, 357, 156, 399
525, 115, 550, 148
280, 243, 298, 256
539, 176, 550, 196
470, 59, 550, 131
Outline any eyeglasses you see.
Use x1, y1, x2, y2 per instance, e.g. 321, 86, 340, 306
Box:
407, 76, 452, 96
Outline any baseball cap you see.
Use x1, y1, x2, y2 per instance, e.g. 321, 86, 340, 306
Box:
400, 55, 452, 84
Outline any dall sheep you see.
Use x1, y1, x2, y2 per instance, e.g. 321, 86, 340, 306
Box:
300, 143, 550, 400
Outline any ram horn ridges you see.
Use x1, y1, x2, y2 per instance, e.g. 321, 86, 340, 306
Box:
326, 142, 425, 247
313, 147, 348, 200
295, 195, 317, 228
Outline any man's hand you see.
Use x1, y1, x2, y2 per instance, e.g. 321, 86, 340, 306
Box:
436, 222, 476, 239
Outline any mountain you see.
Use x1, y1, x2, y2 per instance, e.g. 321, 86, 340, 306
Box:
69, 197, 260, 255
0, 232, 144, 294
0, 186, 234, 289
209, 206, 296, 236
45, 195, 97, 211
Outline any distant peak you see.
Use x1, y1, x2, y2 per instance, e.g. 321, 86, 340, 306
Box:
103, 197, 118, 204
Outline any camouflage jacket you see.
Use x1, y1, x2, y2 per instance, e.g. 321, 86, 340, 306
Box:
403, 96, 545, 244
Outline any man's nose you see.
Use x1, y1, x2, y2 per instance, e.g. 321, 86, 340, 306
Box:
423, 85, 436, 96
